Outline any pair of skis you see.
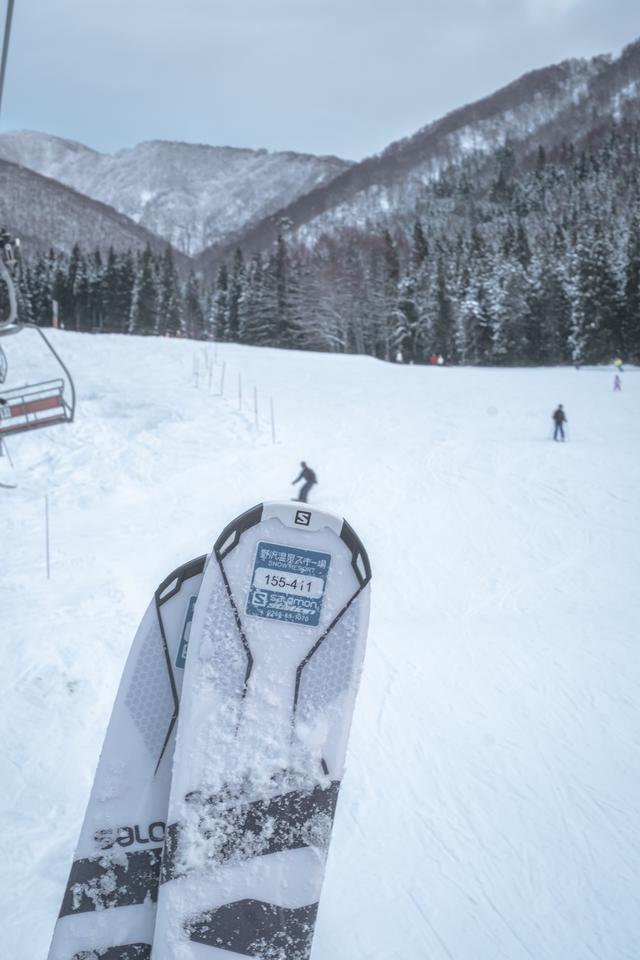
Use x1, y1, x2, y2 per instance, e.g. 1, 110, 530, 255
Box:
47, 501, 372, 960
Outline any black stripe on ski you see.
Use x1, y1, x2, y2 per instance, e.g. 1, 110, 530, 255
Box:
59, 848, 163, 917
214, 553, 254, 694
185, 899, 319, 958
72, 944, 151, 960
152, 554, 207, 773
162, 780, 340, 881
340, 517, 372, 587
213, 509, 260, 696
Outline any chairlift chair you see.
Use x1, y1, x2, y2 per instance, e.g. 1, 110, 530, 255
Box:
0, 233, 76, 437
0, 378, 73, 437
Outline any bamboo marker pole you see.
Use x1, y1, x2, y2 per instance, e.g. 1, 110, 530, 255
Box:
45, 495, 51, 579
0, 437, 13, 467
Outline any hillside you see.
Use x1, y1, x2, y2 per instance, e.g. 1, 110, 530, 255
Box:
3, 41, 639, 269
1, 332, 639, 959
0, 133, 351, 256
0, 157, 185, 258
3, 41, 640, 368
196, 39, 640, 270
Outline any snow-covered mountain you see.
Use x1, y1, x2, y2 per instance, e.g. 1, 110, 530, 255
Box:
2, 38, 639, 269
0, 132, 351, 256
196, 38, 640, 272
0, 157, 181, 259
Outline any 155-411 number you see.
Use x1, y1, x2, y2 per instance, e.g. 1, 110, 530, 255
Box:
262, 573, 313, 593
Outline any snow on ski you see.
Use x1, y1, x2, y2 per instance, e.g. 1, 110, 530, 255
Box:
152, 501, 371, 959
47, 555, 207, 960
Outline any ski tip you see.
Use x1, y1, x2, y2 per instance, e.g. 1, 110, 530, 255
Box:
213, 501, 372, 585
262, 501, 344, 535
214, 503, 343, 560
155, 553, 208, 604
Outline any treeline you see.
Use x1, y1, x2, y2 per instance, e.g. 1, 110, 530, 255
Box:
8, 124, 640, 365
211, 125, 640, 364
9, 245, 206, 338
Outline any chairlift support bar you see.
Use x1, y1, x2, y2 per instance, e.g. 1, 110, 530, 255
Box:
0, 0, 15, 119
0, 257, 18, 330
28, 323, 77, 421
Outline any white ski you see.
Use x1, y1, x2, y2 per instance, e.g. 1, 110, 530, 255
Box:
152, 501, 371, 959
48, 556, 207, 960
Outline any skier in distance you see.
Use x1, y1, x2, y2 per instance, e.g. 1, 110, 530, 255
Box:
552, 404, 567, 442
292, 461, 317, 503
613, 374, 622, 392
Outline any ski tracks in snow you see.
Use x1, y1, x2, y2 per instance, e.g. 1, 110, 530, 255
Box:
2, 342, 640, 959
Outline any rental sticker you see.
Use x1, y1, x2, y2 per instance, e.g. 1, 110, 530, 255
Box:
246, 541, 331, 627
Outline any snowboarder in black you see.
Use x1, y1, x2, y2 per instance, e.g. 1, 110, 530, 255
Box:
292, 461, 317, 503
552, 404, 567, 441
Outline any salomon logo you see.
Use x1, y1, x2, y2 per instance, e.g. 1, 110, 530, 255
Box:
95, 822, 166, 850
295, 510, 311, 526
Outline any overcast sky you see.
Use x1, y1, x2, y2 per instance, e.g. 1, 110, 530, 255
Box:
1, 0, 637, 160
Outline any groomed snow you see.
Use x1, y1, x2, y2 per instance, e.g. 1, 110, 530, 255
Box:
1, 331, 638, 960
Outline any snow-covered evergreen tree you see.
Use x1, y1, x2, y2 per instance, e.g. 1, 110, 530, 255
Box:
129, 246, 158, 335
211, 264, 228, 341
226, 249, 245, 342
184, 270, 205, 339
157, 246, 182, 336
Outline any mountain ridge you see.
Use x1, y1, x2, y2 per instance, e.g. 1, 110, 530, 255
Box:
0, 132, 352, 257
194, 40, 640, 273
1, 38, 639, 269
0, 156, 189, 261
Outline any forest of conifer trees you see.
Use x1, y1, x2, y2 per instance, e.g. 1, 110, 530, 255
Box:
6, 124, 640, 365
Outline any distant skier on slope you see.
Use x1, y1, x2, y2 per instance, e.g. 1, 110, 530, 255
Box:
0, 227, 12, 260
552, 404, 567, 441
613, 374, 622, 392
292, 461, 317, 503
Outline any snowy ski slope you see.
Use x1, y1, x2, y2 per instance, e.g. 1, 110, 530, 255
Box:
1, 331, 639, 960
